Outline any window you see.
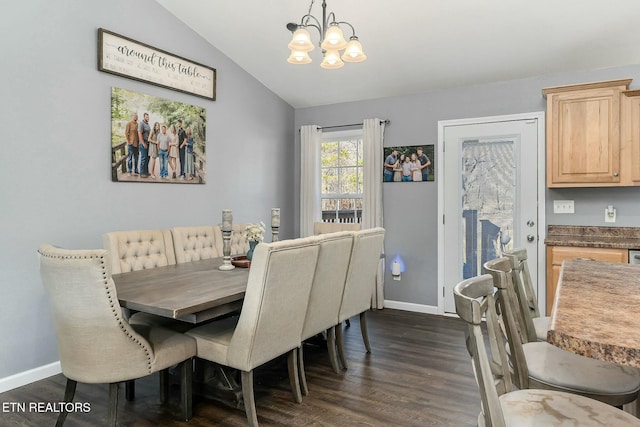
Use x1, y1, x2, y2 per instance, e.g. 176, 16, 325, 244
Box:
320, 130, 363, 223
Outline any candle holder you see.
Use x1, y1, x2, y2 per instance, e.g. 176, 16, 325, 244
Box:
271, 225, 280, 242
219, 228, 235, 271
271, 208, 280, 242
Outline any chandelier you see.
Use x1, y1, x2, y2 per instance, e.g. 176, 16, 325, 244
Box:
286, 0, 367, 69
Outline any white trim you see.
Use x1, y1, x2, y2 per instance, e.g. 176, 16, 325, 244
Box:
0, 361, 61, 393
436, 112, 546, 315
384, 300, 439, 315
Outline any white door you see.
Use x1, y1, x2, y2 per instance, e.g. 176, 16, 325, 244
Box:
438, 113, 544, 314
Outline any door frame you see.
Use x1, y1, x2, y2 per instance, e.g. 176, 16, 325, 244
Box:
436, 112, 547, 315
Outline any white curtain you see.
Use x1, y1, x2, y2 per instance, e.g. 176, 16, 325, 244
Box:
362, 118, 386, 309
300, 125, 322, 237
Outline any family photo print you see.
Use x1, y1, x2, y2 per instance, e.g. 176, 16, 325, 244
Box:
383, 145, 435, 182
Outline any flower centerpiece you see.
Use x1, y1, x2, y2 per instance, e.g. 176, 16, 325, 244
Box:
244, 221, 265, 260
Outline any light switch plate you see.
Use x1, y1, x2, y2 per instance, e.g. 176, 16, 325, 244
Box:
553, 200, 574, 214
605, 207, 617, 223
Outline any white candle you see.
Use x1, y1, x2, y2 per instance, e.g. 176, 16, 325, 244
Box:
222, 209, 232, 231
271, 208, 280, 228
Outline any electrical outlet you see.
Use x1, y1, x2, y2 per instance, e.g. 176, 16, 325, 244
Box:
605, 206, 616, 223
553, 200, 574, 214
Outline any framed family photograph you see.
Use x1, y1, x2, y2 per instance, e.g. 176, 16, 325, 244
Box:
111, 87, 207, 184
383, 145, 435, 182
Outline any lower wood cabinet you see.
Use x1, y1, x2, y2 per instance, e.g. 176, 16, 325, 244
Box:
546, 245, 628, 313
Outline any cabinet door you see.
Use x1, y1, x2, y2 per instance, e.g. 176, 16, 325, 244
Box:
546, 246, 628, 313
547, 87, 621, 186
622, 90, 640, 183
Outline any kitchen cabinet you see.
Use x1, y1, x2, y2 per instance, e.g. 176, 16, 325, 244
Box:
622, 90, 640, 183
543, 79, 632, 187
545, 245, 628, 313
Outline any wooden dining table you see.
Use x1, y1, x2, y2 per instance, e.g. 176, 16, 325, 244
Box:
547, 259, 640, 368
112, 257, 250, 324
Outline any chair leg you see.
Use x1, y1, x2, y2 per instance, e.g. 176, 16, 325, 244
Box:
288, 349, 302, 403
345, 318, 351, 328
336, 323, 348, 369
159, 369, 169, 404
241, 370, 259, 427
125, 380, 135, 401
108, 383, 119, 427
327, 326, 340, 373
298, 346, 309, 396
55, 378, 77, 427
181, 359, 193, 421
360, 311, 371, 353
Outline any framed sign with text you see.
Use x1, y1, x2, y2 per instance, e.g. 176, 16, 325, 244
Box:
98, 28, 216, 100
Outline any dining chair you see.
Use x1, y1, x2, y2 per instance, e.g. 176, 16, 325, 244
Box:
336, 227, 385, 369
230, 223, 251, 255
102, 228, 176, 273
504, 248, 550, 342
313, 221, 361, 235
186, 237, 320, 426
453, 273, 640, 427
484, 256, 640, 407
38, 244, 196, 427
171, 225, 223, 263
298, 231, 355, 395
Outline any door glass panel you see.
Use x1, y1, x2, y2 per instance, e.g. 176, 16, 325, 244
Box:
461, 138, 516, 279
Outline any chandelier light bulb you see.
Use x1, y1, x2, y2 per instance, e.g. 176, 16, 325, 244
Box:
341, 37, 367, 62
320, 24, 347, 50
287, 49, 312, 64
287, 28, 314, 52
320, 49, 344, 69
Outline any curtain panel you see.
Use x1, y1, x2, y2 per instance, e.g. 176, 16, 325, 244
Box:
300, 125, 322, 238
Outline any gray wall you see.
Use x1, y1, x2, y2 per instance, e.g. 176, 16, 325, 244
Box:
295, 64, 640, 307
0, 0, 294, 381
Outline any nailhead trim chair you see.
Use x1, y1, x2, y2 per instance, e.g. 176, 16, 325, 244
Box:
484, 256, 640, 408
38, 244, 196, 426
453, 273, 640, 427
186, 237, 320, 426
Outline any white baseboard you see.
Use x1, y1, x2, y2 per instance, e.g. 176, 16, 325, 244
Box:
383, 300, 440, 315
0, 361, 61, 393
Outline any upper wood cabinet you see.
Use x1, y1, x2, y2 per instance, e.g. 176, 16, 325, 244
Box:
543, 79, 633, 187
622, 90, 640, 184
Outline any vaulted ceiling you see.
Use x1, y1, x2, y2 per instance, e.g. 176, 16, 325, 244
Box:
156, 0, 640, 108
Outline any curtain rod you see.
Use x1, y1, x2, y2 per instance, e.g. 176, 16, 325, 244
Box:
299, 119, 390, 132
320, 119, 390, 131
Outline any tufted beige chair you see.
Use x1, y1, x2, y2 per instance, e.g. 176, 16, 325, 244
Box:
298, 231, 355, 395
171, 225, 223, 263
38, 244, 196, 427
102, 229, 176, 274
186, 237, 320, 426
453, 273, 640, 427
484, 257, 640, 408
230, 223, 251, 255
504, 248, 550, 342
336, 227, 385, 369
313, 221, 361, 235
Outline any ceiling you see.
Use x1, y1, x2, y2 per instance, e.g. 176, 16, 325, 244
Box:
156, 0, 640, 109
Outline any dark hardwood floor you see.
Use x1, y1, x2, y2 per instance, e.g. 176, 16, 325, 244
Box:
0, 310, 480, 426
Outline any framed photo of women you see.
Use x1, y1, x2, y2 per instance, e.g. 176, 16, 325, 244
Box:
110, 87, 207, 184
383, 145, 435, 182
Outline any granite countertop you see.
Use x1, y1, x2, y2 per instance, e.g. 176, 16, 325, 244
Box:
547, 259, 640, 368
545, 225, 640, 249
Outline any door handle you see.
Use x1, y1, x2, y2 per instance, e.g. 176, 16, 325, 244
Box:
527, 234, 535, 242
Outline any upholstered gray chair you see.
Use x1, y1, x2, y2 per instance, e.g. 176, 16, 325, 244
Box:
171, 225, 223, 263
453, 273, 640, 427
298, 231, 355, 394
186, 237, 320, 426
336, 227, 385, 369
102, 229, 176, 273
38, 244, 196, 427
504, 248, 550, 342
484, 257, 640, 407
